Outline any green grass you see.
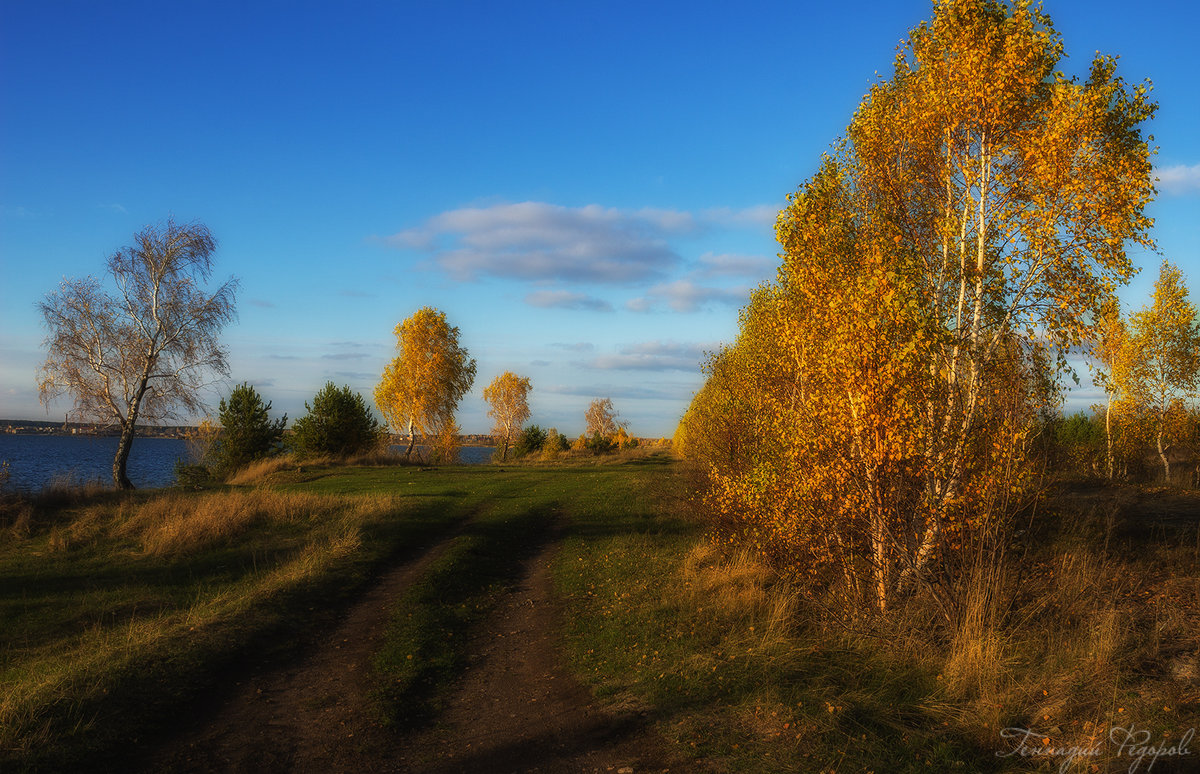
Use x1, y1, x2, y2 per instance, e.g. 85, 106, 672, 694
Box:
550, 457, 995, 772
4, 455, 1195, 772
371, 457, 680, 725
0, 467, 471, 772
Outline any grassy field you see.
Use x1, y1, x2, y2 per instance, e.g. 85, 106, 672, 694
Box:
2, 454, 1197, 772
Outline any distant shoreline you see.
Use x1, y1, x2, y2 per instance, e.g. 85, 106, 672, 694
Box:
1, 419, 190, 438
0, 420, 498, 446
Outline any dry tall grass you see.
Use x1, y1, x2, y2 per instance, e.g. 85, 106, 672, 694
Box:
1, 483, 407, 759
225, 455, 304, 485
673, 487, 1198, 765
225, 448, 406, 485
679, 541, 797, 647
113, 488, 399, 555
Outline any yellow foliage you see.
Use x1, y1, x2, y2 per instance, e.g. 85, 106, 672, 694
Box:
482, 371, 532, 461
680, 0, 1155, 616
375, 307, 476, 460
1126, 261, 1200, 480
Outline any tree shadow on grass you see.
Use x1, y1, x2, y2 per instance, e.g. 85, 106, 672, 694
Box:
4, 499, 471, 774
371, 501, 563, 730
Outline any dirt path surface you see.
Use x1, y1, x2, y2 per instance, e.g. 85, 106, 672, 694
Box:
148, 528, 681, 774
146, 530, 462, 773
387, 541, 678, 774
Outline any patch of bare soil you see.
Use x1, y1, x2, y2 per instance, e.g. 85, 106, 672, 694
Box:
388, 542, 681, 774
145, 531, 460, 773
147, 531, 683, 774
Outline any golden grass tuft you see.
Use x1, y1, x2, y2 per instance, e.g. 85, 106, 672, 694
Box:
114, 489, 392, 555
943, 557, 1011, 704
680, 540, 796, 643
225, 455, 305, 485
224, 448, 405, 485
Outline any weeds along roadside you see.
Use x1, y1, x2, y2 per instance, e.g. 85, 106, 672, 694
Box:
552, 463, 1200, 772
0, 464, 471, 773
551, 461, 986, 772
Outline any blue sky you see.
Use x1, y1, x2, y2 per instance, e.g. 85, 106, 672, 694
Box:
2, 0, 1197, 437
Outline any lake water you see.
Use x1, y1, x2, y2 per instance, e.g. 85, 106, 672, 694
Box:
390, 445, 496, 466
0, 435, 496, 493
0, 435, 191, 492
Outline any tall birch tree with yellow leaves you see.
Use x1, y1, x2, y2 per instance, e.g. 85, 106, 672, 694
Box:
375, 307, 476, 460
1126, 261, 1200, 481
483, 371, 532, 461
1091, 295, 1135, 480
683, 0, 1156, 615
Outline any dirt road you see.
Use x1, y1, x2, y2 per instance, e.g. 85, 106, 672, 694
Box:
147, 528, 679, 773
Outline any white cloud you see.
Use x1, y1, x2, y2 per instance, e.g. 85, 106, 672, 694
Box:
248, 298, 276, 308
627, 279, 749, 313
582, 341, 711, 372
700, 204, 778, 228
382, 201, 690, 284
550, 342, 596, 352
384, 229, 435, 250
524, 290, 614, 312
1156, 164, 1200, 195
695, 252, 775, 278
541, 383, 692, 400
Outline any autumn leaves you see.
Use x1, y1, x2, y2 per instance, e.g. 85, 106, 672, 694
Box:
678, 0, 1164, 614
375, 307, 477, 462
1094, 262, 1200, 481
374, 307, 627, 463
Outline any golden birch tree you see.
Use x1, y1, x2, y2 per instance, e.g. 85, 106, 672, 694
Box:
1126, 261, 1200, 480
682, 0, 1156, 615
483, 371, 532, 461
375, 307, 476, 460
584, 398, 625, 439
1091, 295, 1136, 479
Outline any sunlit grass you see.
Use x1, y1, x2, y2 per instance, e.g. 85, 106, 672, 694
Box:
4, 456, 1195, 772
0, 470, 465, 771
552, 466, 1200, 772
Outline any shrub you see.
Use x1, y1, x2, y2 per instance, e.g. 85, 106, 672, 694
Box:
541, 428, 569, 457
585, 431, 614, 454
210, 383, 287, 476
173, 461, 215, 488
290, 382, 383, 458
426, 418, 461, 465
1053, 411, 1105, 475
512, 425, 548, 458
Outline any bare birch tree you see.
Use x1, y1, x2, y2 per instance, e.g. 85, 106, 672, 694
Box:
37, 219, 237, 489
